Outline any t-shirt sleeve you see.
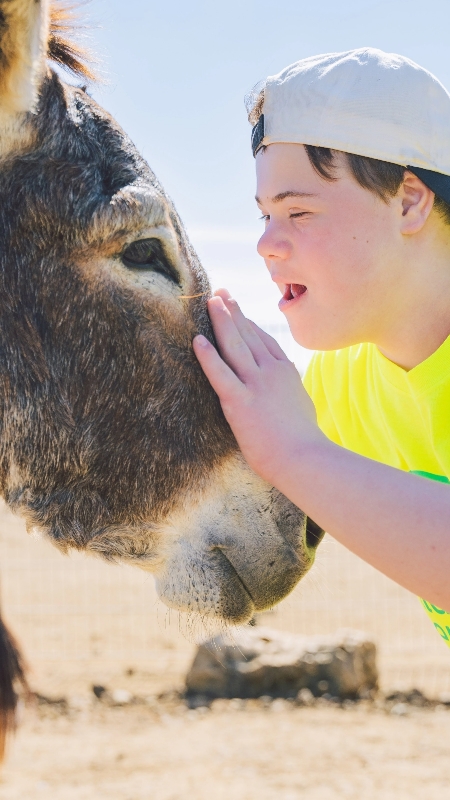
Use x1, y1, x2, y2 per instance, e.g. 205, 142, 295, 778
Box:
303, 351, 343, 447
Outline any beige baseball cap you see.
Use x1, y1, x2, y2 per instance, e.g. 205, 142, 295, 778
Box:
251, 47, 450, 204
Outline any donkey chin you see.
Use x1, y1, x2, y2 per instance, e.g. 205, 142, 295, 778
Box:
82, 454, 323, 625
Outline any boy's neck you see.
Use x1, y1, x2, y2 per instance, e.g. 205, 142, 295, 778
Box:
376, 237, 450, 371
377, 321, 450, 371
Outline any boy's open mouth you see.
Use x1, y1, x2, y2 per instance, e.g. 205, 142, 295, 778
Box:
283, 283, 307, 301
279, 283, 306, 308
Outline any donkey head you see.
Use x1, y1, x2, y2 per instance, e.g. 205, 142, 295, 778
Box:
0, 1, 323, 624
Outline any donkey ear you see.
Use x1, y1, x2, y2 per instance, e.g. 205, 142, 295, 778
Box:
0, 0, 50, 115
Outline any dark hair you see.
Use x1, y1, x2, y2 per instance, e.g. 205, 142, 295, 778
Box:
246, 86, 450, 226
305, 145, 450, 225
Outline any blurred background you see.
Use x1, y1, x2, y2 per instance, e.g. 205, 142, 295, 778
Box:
3, 2, 450, 796
85, 0, 450, 370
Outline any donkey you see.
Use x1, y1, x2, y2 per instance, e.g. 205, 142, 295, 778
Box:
0, 0, 324, 753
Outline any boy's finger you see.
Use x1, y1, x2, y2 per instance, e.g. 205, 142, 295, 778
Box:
213, 287, 232, 300
248, 321, 291, 362
213, 291, 290, 366
207, 296, 261, 381
217, 295, 273, 366
193, 335, 245, 401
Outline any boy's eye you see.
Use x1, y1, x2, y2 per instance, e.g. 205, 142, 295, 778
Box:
259, 214, 270, 222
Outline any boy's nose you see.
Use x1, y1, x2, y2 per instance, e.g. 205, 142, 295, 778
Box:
257, 226, 291, 262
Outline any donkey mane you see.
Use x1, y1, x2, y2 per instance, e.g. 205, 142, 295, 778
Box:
48, 2, 96, 82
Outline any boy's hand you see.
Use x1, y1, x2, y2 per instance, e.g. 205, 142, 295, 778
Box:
193, 289, 325, 486
194, 297, 450, 613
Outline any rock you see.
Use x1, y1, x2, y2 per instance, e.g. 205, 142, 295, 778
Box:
186, 627, 378, 701
35, 693, 69, 713
111, 689, 133, 705
297, 687, 315, 706
186, 694, 211, 710
385, 688, 430, 708
390, 702, 409, 716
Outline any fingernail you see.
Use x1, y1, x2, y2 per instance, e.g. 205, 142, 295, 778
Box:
209, 296, 227, 310
194, 334, 209, 347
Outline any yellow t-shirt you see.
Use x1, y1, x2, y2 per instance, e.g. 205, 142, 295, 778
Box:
303, 335, 450, 646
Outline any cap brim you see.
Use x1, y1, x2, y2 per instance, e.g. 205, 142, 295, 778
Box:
407, 166, 450, 205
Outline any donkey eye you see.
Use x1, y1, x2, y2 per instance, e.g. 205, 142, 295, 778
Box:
121, 238, 179, 284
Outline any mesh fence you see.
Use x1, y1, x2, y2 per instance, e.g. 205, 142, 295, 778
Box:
1, 505, 448, 697
0, 323, 448, 697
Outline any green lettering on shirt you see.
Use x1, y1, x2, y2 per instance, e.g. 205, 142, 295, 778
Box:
410, 470, 450, 484
413, 470, 450, 646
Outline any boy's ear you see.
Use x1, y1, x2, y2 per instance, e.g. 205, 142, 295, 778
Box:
0, 0, 50, 155
399, 171, 435, 235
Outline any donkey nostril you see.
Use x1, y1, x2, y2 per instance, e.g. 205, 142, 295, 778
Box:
305, 517, 325, 550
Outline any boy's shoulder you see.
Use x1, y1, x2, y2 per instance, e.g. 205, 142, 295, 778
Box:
303, 342, 372, 395
303, 344, 374, 446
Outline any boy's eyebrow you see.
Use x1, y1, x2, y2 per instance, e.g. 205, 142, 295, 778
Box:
255, 190, 318, 204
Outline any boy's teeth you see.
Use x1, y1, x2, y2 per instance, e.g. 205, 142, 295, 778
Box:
283, 283, 307, 301
290, 283, 306, 298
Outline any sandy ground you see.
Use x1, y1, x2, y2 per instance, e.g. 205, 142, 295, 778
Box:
1, 501, 450, 798
3, 700, 450, 799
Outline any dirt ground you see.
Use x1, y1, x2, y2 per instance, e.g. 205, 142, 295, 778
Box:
3, 699, 450, 799
1, 501, 450, 799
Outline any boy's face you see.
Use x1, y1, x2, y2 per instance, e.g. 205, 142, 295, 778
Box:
255, 143, 405, 351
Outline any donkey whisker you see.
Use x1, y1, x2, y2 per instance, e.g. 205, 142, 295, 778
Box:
178, 292, 209, 299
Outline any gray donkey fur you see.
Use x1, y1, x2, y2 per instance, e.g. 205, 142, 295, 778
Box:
0, 0, 324, 753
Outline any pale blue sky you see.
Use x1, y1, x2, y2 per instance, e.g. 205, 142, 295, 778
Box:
82, 0, 450, 363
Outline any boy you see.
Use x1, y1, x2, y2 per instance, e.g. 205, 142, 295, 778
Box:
193, 48, 450, 645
